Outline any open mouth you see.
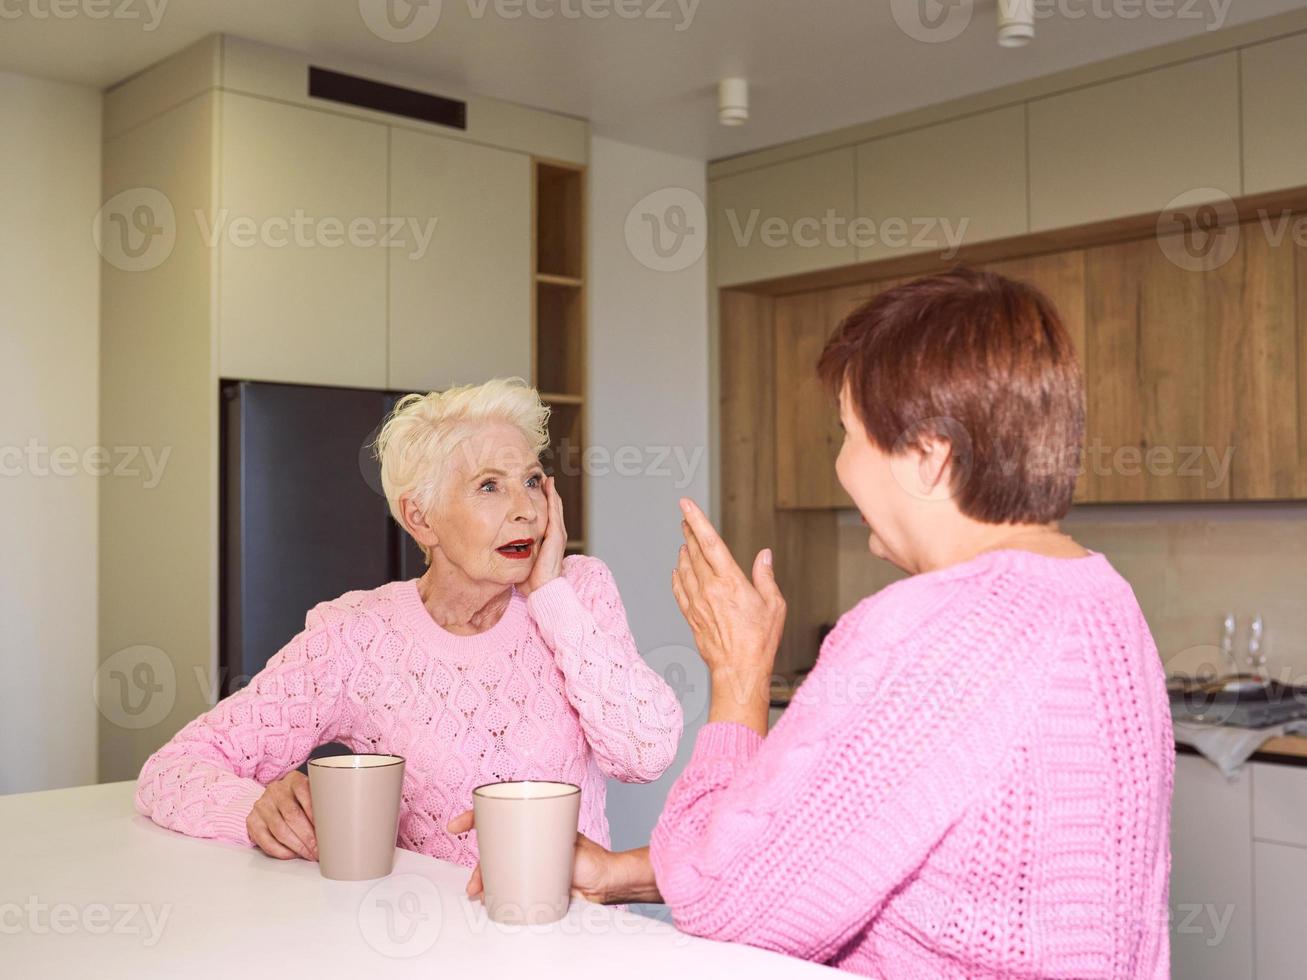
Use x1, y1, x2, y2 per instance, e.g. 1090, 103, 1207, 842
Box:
496, 539, 535, 560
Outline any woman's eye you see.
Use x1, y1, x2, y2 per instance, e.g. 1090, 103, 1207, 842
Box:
479, 480, 497, 493
526, 475, 542, 489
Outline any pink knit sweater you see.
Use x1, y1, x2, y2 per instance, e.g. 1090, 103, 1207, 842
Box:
135, 555, 683, 864
651, 548, 1173, 978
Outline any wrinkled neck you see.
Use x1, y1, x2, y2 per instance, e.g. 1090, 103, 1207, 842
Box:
417, 556, 513, 635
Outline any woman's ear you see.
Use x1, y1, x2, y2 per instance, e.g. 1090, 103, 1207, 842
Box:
914, 435, 955, 500
401, 495, 438, 552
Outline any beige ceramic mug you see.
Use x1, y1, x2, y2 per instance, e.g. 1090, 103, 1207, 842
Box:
307, 754, 405, 881
472, 780, 581, 925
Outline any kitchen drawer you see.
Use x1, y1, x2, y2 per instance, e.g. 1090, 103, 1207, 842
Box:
1253, 841, 1307, 980
1252, 761, 1307, 847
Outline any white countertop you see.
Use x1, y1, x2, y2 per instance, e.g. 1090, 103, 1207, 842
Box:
1, 781, 829, 978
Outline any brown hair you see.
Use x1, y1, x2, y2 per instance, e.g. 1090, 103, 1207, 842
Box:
817, 267, 1085, 524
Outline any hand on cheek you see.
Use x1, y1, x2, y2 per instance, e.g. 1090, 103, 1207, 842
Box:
523, 476, 566, 595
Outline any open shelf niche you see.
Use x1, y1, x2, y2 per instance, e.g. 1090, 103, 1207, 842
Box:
533, 160, 587, 555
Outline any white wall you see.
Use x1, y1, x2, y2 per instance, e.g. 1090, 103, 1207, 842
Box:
587, 136, 710, 852
0, 73, 102, 793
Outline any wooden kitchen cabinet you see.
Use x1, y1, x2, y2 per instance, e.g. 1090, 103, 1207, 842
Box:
1084, 223, 1300, 501
722, 288, 840, 675
770, 225, 1307, 508
773, 254, 1086, 509
774, 281, 900, 509
774, 289, 845, 510
217, 92, 390, 388
388, 128, 532, 391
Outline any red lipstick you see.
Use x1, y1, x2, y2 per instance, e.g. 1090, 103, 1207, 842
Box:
496, 539, 534, 560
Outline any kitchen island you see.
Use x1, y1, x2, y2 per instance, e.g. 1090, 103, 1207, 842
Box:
0, 781, 830, 978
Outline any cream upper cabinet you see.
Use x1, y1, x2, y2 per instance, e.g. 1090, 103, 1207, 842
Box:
216, 92, 389, 388
1028, 54, 1241, 231
712, 148, 858, 287
1241, 33, 1307, 196
854, 107, 1028, 262
387, 129, 531, 392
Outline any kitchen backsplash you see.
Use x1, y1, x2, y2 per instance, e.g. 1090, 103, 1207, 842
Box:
834, 504, 1307, 682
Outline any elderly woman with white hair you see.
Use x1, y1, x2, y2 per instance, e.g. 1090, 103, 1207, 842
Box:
135, 378, 683, 867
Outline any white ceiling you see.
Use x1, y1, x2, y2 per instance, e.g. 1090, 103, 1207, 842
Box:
1, 0, 1304, 160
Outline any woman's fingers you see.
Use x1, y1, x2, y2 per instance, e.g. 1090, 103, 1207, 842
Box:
676, 543, 703, 609
678, 498, 739, 579
440, 810, 483, 900
249, 822, 298, 860
752, 549, 787, 645
570, 833, 611, 904
247, 774, 316, 861
750, 548, 784, 605
540, 475, 566, 553
671, 568, 689, 616
672, 568, 700, 632
550, 476, 567, 544
267, 802, 316, 861
252, 804, 311, 861
681, 519, 708, 573
290, 773, 314, 825
275, 784, 318, 859
540, 477, 555, 540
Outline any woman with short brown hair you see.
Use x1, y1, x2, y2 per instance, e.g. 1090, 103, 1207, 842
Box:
456, 269, 1174, 978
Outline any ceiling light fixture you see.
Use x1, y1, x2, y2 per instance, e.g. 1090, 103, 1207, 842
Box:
718, 78, 749, 126
997, 0, 1034, 47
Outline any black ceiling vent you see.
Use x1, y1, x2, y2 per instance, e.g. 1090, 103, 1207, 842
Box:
308, 66, 467, 130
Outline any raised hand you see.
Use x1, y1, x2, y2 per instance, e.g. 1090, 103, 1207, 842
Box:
523, 475, 567, 596
671, 498, 786, 734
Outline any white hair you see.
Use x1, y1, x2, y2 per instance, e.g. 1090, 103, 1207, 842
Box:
373, 377, 551, 560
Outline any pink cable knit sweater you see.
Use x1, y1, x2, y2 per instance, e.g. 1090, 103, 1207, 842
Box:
651, 548, 1174, 978
135, 555, 683, 865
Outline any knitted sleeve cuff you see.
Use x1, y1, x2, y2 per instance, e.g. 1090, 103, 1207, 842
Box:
523, 575, 583, 646
690, 721, 765, 767
206, 778, 267, 848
